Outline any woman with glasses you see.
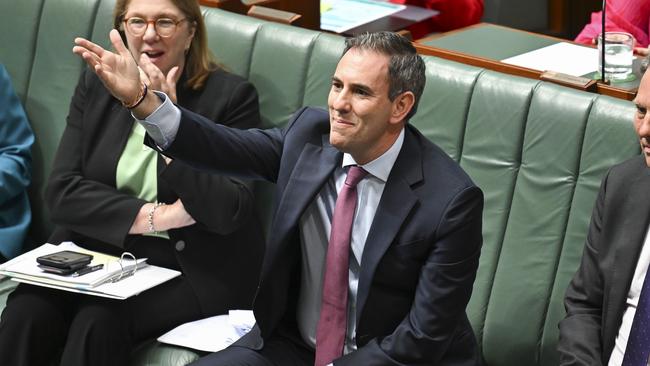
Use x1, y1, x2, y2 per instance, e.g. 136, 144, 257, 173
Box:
0, 0, 264, 365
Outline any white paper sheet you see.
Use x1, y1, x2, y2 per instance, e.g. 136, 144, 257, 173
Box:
501, 42, 599, 77
321, 0, 406, 33
157, 310, 256, 352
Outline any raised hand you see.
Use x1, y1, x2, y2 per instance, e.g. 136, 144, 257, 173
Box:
73, 29, 141, 105
138, 53, 179, 103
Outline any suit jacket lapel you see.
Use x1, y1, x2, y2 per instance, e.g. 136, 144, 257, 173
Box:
356, 128, 423, 321
606, 168, 650, 348
272, 138, 340, 247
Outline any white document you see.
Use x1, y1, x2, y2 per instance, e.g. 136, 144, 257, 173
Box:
501, 42, 599, 77
157, 310, 256, 352
0, 242, 180, 300
1, 242, 147, 287
321, 0, 406, 33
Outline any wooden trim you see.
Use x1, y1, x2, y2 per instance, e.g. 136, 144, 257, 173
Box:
548, 0, 567, 35
200, 0, 248, 13
242, 0, 278, 5
413, 42, 542, 79
247, 5, 302, 25
199, 0, 228, 7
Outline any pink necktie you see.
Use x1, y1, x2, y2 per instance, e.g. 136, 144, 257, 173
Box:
314, 166, 368, 366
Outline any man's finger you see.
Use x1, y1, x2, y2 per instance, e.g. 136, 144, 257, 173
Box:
74, 38, 106, 58
109, 29, 130, 58
75, 49, 101, 70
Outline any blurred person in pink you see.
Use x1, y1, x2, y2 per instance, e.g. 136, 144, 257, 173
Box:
389, 0, 484, 39
575, 0, 650, 53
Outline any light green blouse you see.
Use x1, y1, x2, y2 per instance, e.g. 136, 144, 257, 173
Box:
115, 120, 169, 239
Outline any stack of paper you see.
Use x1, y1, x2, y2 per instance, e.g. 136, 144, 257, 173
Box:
501, 42, 599, 77
158, 310, 256, 352
321, 0, 405, 33
0, 242, 180, 300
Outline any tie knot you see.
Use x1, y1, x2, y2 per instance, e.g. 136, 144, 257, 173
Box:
345, 166, 367, 187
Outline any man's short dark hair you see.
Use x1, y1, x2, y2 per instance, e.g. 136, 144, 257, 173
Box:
343, 31, 426, 120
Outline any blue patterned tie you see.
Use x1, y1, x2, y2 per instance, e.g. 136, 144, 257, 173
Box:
622, 266, 650, 366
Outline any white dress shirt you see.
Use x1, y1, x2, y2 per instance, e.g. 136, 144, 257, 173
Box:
297, 129, 404, 354
608, 225, 650, 366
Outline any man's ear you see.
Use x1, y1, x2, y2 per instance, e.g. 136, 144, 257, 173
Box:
390, 91, 415, 124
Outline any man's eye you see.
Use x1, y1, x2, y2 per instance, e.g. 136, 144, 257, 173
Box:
637, 106, 647, 117
355, 89, 369, 96
331, 82, 342, 90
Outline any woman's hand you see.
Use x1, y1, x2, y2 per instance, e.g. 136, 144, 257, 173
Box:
129, 199, 195, 234
155, 199, 196, 230
73, 29, 141, 105
138, 54, 180, 104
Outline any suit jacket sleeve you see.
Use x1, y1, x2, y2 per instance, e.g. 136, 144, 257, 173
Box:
338, 185, 484, 365
154, 106, 296, 183
158, 78, 262, 234
558, 170, 609, 366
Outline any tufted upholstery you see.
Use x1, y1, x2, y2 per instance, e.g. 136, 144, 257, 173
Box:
0, 1, 641, 365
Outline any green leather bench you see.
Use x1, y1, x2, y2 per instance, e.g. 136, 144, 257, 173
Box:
0, 0, 641, 365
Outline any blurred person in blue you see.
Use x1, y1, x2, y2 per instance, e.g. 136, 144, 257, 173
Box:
0, 63, 34, 263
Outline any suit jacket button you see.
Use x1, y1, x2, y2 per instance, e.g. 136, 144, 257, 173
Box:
175, 240, 186, 252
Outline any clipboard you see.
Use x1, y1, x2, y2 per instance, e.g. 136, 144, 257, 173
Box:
0, 242, 180, 300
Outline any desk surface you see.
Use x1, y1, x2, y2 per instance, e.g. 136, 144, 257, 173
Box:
416, 23, 641, 100
420, 23, 557, 60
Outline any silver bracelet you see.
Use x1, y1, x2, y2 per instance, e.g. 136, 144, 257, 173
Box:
147, 202, 165, 233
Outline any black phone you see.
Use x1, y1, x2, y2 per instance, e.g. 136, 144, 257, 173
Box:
36, 264, 85, 275
36, 250, 93, 270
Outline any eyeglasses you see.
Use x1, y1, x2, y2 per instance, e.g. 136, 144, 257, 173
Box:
123, 17, 188, 38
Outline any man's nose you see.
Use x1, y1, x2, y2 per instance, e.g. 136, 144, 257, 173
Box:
639, 114, 650, 137
331, 90, 350, 112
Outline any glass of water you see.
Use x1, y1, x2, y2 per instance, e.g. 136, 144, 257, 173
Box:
598, 32, 635, 82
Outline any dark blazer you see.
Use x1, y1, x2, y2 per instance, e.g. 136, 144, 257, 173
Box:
559, 156, 650, 366
45, 68, 265, 316
156, 106, 484, 365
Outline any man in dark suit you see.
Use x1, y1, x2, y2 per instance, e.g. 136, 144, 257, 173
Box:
73, 30, 484, 366
559, 70, 650, 366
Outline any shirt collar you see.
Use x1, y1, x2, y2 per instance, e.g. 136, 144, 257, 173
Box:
341, 128, 405, 183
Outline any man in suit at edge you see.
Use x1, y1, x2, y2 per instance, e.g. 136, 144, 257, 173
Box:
72, 30, 484, 366
559, 70, 650, 366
